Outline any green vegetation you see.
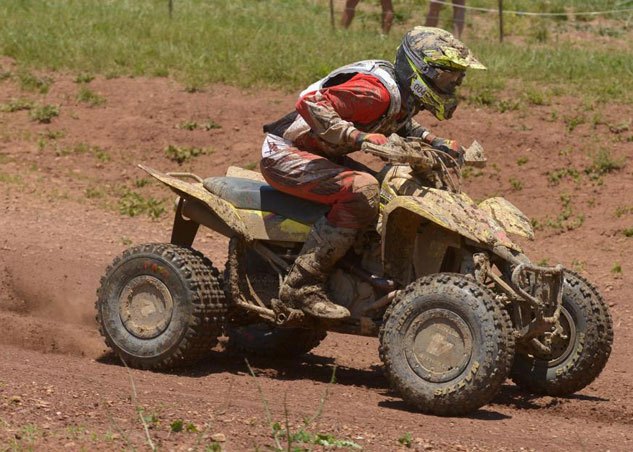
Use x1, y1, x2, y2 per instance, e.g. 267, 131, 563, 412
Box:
17, 70, 52, 93
118, 190, 166, 219
398, 432, 413, 448
509, 177, 523, 191
29, 104, 59, 123
77, 86, 106, 106
0, 0, 630, 104
165, 144, 211, 164
611, 262, 622, 275
74, 72, 95, 84
0, 98, 33, 112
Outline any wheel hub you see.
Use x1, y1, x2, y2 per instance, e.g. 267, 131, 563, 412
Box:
406, 309, 473, 383
119, 275, 174, 339
533, 307, 576, 365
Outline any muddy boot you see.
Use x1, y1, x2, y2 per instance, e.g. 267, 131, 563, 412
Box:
279, 217, 356, 319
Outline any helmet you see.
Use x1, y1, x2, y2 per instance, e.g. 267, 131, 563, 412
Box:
395, 26, 485, 120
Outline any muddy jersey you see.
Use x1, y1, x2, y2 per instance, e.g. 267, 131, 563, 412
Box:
263, 60, 429, 158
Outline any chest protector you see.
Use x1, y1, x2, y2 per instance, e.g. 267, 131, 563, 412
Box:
264, 60, 410, 137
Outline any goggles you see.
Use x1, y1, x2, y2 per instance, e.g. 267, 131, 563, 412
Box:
408, 56, 465, 95
407, 57, 459, 120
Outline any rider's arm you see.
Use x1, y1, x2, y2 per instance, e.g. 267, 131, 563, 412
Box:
296, 74, 390, 150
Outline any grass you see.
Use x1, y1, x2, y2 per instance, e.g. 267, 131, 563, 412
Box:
118, 189, 166, 219
165, 144, 211, 164
0, 98, 33, 112
29, 103, 59, 123
77, 86, 106, 106
0, 0, 630, 105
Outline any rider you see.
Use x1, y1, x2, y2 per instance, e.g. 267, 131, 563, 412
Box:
260, 26, 485, 319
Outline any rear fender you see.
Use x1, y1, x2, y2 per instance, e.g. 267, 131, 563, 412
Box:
139, 165, 251, 240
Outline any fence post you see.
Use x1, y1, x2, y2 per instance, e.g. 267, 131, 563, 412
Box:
498, 0, 504, 42
330, 0, 335, 29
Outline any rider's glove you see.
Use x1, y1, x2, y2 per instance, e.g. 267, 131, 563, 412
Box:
353, 131, 389, 147
430, 136, 464, 161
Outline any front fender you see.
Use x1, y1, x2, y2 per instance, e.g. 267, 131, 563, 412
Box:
381, 189, 520, 283
478, 197, 534, 240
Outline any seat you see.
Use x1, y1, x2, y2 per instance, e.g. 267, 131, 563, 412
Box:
203, 177, 329, 225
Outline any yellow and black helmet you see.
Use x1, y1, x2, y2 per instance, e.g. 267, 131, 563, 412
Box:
395, 26, 485, 120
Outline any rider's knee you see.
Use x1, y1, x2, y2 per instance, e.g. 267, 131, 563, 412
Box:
348, 172, 380, 226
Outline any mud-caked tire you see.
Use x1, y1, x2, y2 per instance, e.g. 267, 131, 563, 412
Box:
96, 243, 227, 370
227, 324, 327, 358
379, 273, 514, 416
511, 271, 613, 396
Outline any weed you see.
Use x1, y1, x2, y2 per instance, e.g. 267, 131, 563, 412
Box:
547, 168, 580, 186
29, 104, 59, 123
0, 172, 23, 184
203, 119, 222, 130
134, 178, 150, 188
564, 114, 585, 133
0, 98, 33, 112
516, 156, 528, 166
585, 149, 625, 180
496, 98, 521, 113
55, 142, 90, 156
118, 190, 165, 219
623, 228, 633, 238
608, 120, 630, 134
524, 88, 551, 106
94, 147, 111, 162
539, 194, 585, 232
77, 86, 106, 106
170, 419, 184, 433
205, 443, 222, 452
615, 205, 633, 218
537, 258, 549, 266
398, 432, 413, 448
571, 259, 586, 273
243, 162, 258, 171
177, 120, 198, 131
611, 262, 622, 275
184, 84, 203, 93
509, 177, 523, 191
165, 145, 210, 164
121, 237, 133, 246
0, 70, 11, 81
17, 70, 52, 93
85, 187, 105, 199
75, 73, 95, 84
42, 129, 65, 139
469, 89, 496, 107
591, 112, 606, 129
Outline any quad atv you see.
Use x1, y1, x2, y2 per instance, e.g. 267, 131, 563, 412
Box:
96, 135, 613, 416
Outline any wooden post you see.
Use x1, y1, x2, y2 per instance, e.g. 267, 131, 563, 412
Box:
498, 0, 504, 42
330, 0, 335, 29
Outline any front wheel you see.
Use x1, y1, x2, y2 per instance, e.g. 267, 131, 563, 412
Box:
379, 274, 514, 416
511, 271, 613, 395
96, 243, 227, 370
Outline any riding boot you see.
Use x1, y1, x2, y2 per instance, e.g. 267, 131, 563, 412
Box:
279, 217, 356, 319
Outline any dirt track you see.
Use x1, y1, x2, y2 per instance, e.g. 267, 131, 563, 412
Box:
0, 59, 632, 450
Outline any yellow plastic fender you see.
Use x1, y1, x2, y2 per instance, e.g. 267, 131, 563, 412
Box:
478, 197, 535, 240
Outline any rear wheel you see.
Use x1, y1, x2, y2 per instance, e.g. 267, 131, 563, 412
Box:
96, 243, 227, 370
379, 273, 514, 416
511, 271, 613, 395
